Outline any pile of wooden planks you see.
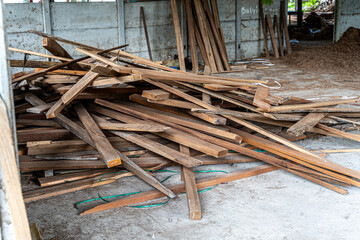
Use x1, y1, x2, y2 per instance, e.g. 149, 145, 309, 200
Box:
11, 32, 360, 219
170, 0, 229, 74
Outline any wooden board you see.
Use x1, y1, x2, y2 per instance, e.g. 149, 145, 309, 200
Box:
74, 104, 122, 168
0, 98, 31, 238
180, 145, 201, 220
170, 0, 186, 71
288, 113, 328, 136
142, 89, 170, 101
265, 14, 279, 58
42, 37, 83, 70
80, 164, 278, 215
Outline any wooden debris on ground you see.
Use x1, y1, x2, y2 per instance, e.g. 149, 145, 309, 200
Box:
10, 31, 360, 220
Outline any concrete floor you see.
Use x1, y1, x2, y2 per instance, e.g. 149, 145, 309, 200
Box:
24, 60, 360, 240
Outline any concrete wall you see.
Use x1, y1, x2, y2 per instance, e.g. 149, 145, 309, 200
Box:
4, 0, 282, 63
237, 0, 281, 59
335, 0, 360, 41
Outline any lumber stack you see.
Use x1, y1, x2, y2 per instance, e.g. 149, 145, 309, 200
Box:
11, 32, 360, 219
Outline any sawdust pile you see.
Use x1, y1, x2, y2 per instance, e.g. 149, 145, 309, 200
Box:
279, 27, 360, 76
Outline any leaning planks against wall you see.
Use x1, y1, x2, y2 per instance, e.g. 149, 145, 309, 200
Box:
172, 0, 230, 73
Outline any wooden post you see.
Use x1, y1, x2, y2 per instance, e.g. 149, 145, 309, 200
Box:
281, 0, 292, 54
265, 14, 280, 58
140, 7, 153, 61
0, 0, 31, 237
170, 0, 186, 71
297, 0, 303, 27
259, 0, 270, 58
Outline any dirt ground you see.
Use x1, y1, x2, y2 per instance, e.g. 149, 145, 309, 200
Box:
23, 41, 360, 240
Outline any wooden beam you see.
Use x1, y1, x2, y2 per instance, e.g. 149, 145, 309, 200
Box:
91, 102, 228, 158
274, 15, 284, 57
0, 98, 31, 238
140, 7, 153, 61
259, 0, 270, 58
280, 0, 292, 54
184, 0, 199, 73
74, 104, 122, 168
265, 14, 280, 58
288, 113, 328, 136
42, 37, 83, 70
170, 0, 186, 71
80, 164, 278, 215
180, 145, 201, 220
193, 0, 218, 72
23, 171, 133, 202
263, 98, 360, 112
110, 130, 203, 168
142, 89, 170, 100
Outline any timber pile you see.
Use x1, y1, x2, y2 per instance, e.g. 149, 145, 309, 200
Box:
11, 32, 360, 219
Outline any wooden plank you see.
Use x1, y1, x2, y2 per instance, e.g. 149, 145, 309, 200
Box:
38, 169, 119, 187
74, 104, 122, 168
274, 15, 284, 57
10, 60, 59, 68
194, 22, 210, 67
203, 84, 238, 91
9, 47, 72, 62
159, 115, 352, 190
42, 37, 83, 70
193, 0, 217, 72
0, 98, 31, 239
12, 45, 127, 83
280, 0, 292, 54
187, 111, 227, 125
148, 98, 199, 109
26, 101, 55, 114
105, 101, 242, 143
140, 7, 153, 61
95, 121, 169, 133
92, 103, 228, 158
17, 129, 72, 143
80, 164, 278, 215
317, 124, 360, 142
288, 113, 328, 136
263, 98, 360, 112
142, 89, 170, 100
202, 0, 229, 70
109, 130, 203, 168
210, 0, 229, 66
180, 145, 201, 220
170, 0, 186, 71
20, 160, 107, 172
23, 171, 133, 202
259, 0, 270, 58
16, 119, 60, 128
129, 94, 195, 118
265, 14, 279, 58
178, 82, 261, 114
229, 125, 360, 182
253, 85, 271, 110
184, 0, 199, 73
